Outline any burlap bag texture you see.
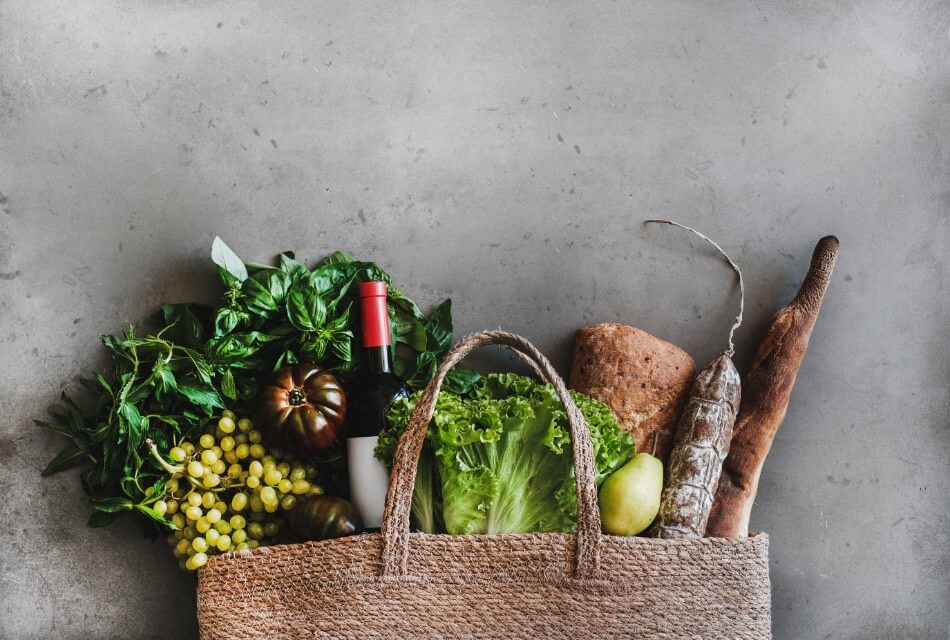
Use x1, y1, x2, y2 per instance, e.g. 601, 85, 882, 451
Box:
197, 331, 772, 639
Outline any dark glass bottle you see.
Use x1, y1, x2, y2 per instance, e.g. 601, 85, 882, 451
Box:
345, 281, 409, 529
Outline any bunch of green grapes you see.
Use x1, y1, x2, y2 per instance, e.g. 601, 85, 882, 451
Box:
150, 410, 324, 571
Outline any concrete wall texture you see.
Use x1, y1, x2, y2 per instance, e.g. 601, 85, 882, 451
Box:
1, 1, 947, 638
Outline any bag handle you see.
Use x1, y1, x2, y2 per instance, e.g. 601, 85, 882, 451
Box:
379, 329, 602, 579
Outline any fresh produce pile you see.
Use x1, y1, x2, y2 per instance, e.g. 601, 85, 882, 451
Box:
38, 223, 838, 579
37, 239, 471, 568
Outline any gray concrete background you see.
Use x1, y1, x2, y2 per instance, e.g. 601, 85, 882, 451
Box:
1, 1, 947, 638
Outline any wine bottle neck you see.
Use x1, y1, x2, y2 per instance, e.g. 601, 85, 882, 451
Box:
363, 345, 394, 375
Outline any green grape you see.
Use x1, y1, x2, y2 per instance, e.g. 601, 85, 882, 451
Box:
289, 467, 306, 482
215, 535, 232, 552
280, 495, 296, 511
170, 446, 187, 462
220, 436, 236, 452
276, 463, 290, 477
277, 479, 292, 494
235, 542, 249, 552
235, 444, 250, 460
263, 522, 280, 537
249, 494, 264, 513
248, 461, 263, 478
187, 492, 203, 507
206, 508, 222, 524
223, 451, 239, 465
247, 523, 265, 540
218, 416, 236, 434
214, 520, 232, 535
187, 461, 205, 478
247, 540, 259, 550
229, 515, 246, 530
291, 480, 311, 495
195, 517, 211, 534
264, 502, 278, 514
210, 460, 226, 475
185, 506, 203, 521
174, 539, 190, 557
181, 442, 196, 456
222, 409, 236, 421
198, 434, 215, 449
191, 552, 208, 569
232, 529, 248, 544
308, 485, 324, 496
167, 477, 180, 493
248, 430, 262, 444
192, 537, 209, 553
237, 417, 253, 433
183, 526, 197, 541
230, 492, 248, 512
249, 444, 266, 459
264, 469, 282, 487
259, 487, 278, 507
235, 433, 249, 445
211, 445, 223, 458
202, 473, 221, 488
200, 449, 218, 466
201, 492, 216, 509
171, 513, 186, 529
304, 465, 317, 479
154, 500, 168, 516
227, 464, 243, 479
205, 528, 220, 546
246, 476, 261, 489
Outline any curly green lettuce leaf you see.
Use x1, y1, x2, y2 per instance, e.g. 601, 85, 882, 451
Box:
378, 372, 633, 535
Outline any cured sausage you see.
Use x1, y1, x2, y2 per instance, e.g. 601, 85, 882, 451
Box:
645, 220, 744, 539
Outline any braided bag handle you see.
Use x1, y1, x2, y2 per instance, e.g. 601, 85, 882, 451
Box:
379, 329, 602, 579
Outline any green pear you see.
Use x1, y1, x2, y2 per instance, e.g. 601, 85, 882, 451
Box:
598, 452, 664, 536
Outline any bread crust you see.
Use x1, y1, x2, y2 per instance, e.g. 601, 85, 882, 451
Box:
569, 323, 695, 462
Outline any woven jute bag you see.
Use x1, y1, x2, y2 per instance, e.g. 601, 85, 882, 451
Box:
197, 330, 772, 639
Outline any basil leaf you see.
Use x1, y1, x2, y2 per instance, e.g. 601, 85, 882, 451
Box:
443, 368, 481, 395
177, 383, 224, 413
135, 504, 171, 526
211, 237, 248, 282
214, 307, 242, 336
41, 443, 87, 476
286, 286, 327, 331
424, 299, 453, 355
88, 509, 124, 528
220, 368, 237, 401
91, 497, 135, 512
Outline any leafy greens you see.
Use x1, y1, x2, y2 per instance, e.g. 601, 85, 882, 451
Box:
37, 237, 474, 530
376, 373, 634, 534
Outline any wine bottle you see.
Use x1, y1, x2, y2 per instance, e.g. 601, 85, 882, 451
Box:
346, 281, 409, 529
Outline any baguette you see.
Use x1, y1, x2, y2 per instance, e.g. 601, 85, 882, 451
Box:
706, 236, 839, 538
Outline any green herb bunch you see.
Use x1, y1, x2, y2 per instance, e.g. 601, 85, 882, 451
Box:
37, 238, 474, 530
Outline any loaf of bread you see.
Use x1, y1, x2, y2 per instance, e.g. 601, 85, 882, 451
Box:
569, 323, 695, 463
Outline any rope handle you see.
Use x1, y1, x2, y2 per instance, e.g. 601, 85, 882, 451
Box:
379, 330, 602, 579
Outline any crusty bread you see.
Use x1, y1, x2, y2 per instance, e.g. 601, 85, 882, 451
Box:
707, 236, 838, 538
569, 323, 695, 463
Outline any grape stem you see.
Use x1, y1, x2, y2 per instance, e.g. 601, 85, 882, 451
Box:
145, 438, 213, 492
146, 438, 183, 475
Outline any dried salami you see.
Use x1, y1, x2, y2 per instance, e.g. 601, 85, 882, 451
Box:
645, 220, 744, 539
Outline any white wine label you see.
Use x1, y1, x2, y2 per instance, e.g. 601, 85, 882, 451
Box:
346, 436, 389, 529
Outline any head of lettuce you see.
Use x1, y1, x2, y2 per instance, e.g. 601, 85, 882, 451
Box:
375, 373, 634, 534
